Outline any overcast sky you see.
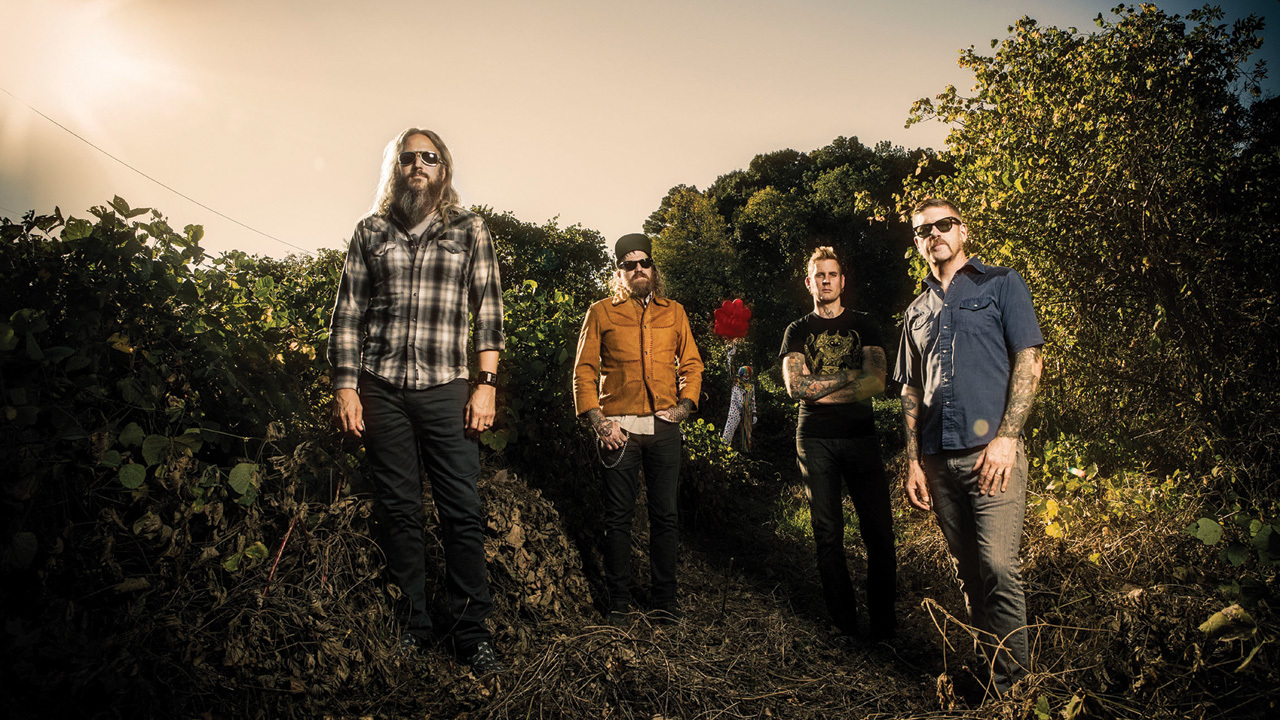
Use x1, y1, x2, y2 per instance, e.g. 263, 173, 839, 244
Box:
1, 0, 1274, 257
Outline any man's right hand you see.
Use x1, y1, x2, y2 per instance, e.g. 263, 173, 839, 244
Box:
599, 420, 627, 450
904, 460, 932, 511
334, 388, 364, 438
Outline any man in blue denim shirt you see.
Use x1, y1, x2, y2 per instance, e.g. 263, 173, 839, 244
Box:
893, 198, 1043, 695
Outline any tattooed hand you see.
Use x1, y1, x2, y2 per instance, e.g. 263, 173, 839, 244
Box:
654, 398, 695, 424
586, 408, 626, 449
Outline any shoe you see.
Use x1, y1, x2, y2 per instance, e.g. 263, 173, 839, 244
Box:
650, 607, 681, 626
464, 641, 505, 676
394, 633, 426, 658
607, 600, 637, 626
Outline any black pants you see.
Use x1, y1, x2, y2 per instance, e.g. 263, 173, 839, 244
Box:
600, 420, 682, 611
796, 435, 897, 636
359, 373, 492, 654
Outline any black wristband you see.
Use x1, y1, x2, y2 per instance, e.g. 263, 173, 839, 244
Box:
475, 371, 498, 387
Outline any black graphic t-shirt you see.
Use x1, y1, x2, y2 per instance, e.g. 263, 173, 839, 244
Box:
779, 309, 883, 439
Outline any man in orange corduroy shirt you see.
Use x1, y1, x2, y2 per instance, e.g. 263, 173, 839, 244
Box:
573, 232, 703, 625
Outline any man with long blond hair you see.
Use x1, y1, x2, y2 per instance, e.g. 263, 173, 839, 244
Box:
328, 127, 505, 677
573, 233, 702, 625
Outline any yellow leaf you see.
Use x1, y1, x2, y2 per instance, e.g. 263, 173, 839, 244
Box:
108, 332, 134, 354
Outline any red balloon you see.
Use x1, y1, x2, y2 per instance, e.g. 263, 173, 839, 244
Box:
713, 299, 751, 339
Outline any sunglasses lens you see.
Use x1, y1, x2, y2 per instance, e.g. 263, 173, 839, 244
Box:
913, 224, 931, 238
934, 218, 955, 233
639, 258, 653, 268
398, 151, 440, 166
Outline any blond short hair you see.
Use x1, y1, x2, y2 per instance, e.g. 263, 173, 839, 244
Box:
807, 246, 842, 275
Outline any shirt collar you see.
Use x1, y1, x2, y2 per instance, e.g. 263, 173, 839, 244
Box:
610, 295, 669, 307
923, 257, 989, 292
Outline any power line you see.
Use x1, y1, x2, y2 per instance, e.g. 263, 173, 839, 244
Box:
0, 86, 314, 256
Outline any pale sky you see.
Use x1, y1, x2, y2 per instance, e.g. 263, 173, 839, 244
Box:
1, 0, 1275, 257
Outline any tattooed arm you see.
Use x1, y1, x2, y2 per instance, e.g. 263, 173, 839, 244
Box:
900, 384, 931, 511
784, 346, 886, 403
974, 345, 1044, 494
782, 352, 852, 402
816, 346, 887, 404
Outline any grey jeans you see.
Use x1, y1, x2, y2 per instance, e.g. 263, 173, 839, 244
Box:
923, 441, 1029, 693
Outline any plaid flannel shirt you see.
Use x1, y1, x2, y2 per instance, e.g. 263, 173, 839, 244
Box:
328, 208, 505, 391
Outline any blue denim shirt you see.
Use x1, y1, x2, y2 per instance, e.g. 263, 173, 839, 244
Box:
893, 258, 1043, 454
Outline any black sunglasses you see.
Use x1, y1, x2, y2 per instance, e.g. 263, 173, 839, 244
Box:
398, 150, 442, 167
618, 258, 654, 271
912, 216, 962, 238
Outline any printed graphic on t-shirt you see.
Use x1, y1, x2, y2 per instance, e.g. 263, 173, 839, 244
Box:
804, 329, 863, 375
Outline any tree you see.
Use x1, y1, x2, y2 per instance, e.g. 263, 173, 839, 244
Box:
902, 4, 1275, 471
475, 207, 610, 309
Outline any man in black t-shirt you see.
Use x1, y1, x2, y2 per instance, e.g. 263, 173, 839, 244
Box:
779, 246, 897, 641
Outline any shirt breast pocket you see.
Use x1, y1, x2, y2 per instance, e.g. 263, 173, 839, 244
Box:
436, 235, 470, 281
367, 237, 400, 284
908, 309, 937, 349
956, 295, 1000, 334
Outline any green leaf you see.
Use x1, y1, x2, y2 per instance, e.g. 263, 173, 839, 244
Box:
1033, 695, 1052, 720
120, 422, 146, 447
1187, 517, 1223, 546
1064, 693, 1086, 720
62, 217, 94, 240
228, 463, 259, 494
26, 333, 43, 360
234, 485, 259, 507
0, 323, 17, 352
99, 449, 122, 468
110, 195, 150, 219
119, 463, 146, 489
117, 378, 153, 409
1, 531, 38, 570
1222, 544, 1249, 566
1252, 525, 1279, 564
222, 551, 243, 572
244, 541, 269, 564
1199, 603, 1255, 638
142, 434, 170, 466
175, 428, 203, 453
64, 354, 91, 372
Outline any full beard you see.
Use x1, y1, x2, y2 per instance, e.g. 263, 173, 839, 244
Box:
393, 175, 441, 226
626, 275, 652, 299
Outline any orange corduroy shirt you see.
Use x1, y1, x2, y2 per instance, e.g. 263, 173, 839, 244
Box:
572, 295, 703, 418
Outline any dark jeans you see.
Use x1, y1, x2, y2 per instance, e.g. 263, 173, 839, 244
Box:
600, 420, 681, 611
923, 442, 1029, 694
796, 435, 897, 636
359, 373, 492, 654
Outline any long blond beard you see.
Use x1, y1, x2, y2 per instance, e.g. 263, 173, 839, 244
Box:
609, 266, 664, 301
393, 175, 442, 225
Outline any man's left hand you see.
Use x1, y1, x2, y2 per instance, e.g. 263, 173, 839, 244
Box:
974, 435, 1017, 495
466, 384, 497, 434
654, 399, 693, 424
